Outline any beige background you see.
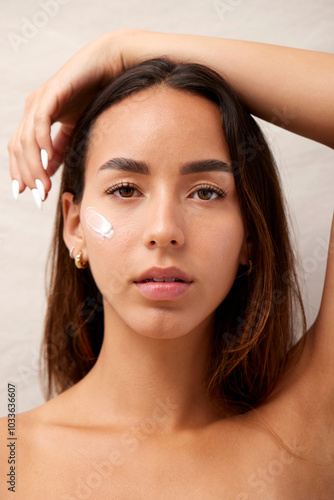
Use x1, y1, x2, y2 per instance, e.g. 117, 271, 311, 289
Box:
0, 0, 333, 416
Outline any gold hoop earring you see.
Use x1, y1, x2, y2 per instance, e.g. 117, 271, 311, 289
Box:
247, 259, 253, 276
74, 250, 88, 269
69, 246, 75, 259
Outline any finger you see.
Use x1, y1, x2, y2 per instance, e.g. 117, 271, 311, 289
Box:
33, 85, 73, 178
34, 111, 54, 198
8, 85, 56, 203
8, 146, 26, 200
12, 124, 51, 210
47, 124, 75, 176
8, 100, 44, 194
16, 95, 54, 201
19, 121, 52, 196
34, 109, 54, 164
12, 145, 43, 209
20, 84, 56, 181
8, 124, 28, 195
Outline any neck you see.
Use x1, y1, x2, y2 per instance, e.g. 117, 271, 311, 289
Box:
80, 307, 223, 432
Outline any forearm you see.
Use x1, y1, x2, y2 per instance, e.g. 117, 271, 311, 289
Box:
9, 29, 333, 201
118, 29, 334, 148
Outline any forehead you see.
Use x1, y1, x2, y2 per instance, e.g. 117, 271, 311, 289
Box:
86, 86, 230, 168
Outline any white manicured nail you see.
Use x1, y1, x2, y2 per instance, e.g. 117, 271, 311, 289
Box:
12, 179, 19, 200
41, 149, 48, 170
32, 188, 42, 210
35, 179, 45, 201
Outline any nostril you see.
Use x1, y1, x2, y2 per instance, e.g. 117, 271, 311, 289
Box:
147, 238, 180, 247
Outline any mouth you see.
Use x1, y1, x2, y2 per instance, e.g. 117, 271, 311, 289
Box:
134, 280, 192, 300
134, 268, 192, 300
140, 278, 186, 283
134, 266, 192, 284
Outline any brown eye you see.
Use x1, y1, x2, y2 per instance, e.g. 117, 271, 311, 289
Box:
197, 189, 214, 200
105, 182, 140, 198
118, 187, 135, 198
191, 185, 227, 201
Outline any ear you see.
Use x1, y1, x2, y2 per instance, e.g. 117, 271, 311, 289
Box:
62, 192, 87, 262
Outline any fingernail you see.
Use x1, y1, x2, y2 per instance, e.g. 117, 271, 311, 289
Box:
12, 179, 19, 201
35, 179, 45, 201
32, 188, 42, 210
41, 149, 48, 170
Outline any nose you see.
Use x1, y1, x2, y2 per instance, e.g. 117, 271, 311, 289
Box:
142, 195, 185, 249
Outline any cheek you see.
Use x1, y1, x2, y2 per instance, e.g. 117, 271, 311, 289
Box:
82, 208, 140, 293
83, 206, 138, 250
85, 207, 114, 239
197, 213, 245, 278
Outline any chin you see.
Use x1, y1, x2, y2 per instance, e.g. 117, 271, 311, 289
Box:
135, 321, 194, 340
118, 308, 187, 337
124, 307, 213, 341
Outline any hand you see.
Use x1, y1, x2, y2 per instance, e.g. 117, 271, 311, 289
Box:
8, 30, 126, 206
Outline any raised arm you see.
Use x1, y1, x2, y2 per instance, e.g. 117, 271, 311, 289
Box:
8, 29, 334, 204
122, 30, 334, 149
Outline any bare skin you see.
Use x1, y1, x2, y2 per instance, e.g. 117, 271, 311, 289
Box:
1, 319, 334, 499
3, 30, 334, 499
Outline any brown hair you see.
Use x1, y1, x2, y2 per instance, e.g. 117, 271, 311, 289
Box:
40, 57, 307, 420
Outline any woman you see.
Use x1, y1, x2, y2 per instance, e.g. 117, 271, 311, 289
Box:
3, 30, 334, 498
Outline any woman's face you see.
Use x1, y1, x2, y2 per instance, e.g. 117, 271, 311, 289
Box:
72, 87, 248, 339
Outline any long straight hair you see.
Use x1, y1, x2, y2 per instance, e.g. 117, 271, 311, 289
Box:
41, 57, 307, 420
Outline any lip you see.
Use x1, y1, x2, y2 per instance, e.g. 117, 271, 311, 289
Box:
134, 266, 193, 300
134, 266, 193, 284
135, 281, 192, 300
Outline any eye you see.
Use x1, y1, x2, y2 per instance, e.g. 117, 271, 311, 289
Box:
191, 185, 227, 201
105, 182, 141, 198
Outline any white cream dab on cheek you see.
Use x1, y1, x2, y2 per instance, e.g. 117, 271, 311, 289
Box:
85, 207, 114, 239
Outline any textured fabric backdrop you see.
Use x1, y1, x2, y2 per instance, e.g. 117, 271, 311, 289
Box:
1, 0, 333, 415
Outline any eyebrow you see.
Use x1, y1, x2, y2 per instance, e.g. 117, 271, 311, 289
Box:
98, 157, 232, 175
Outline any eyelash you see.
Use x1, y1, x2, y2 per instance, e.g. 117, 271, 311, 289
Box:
104, 182, 227, 200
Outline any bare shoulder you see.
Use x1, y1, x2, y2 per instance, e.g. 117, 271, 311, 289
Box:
248, 213, 334, 494
225, 339, 334, 498
246, 215, 334, 495
0, 411, 30, 498
0, 393, 82, 500
0, 402, 51, 471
